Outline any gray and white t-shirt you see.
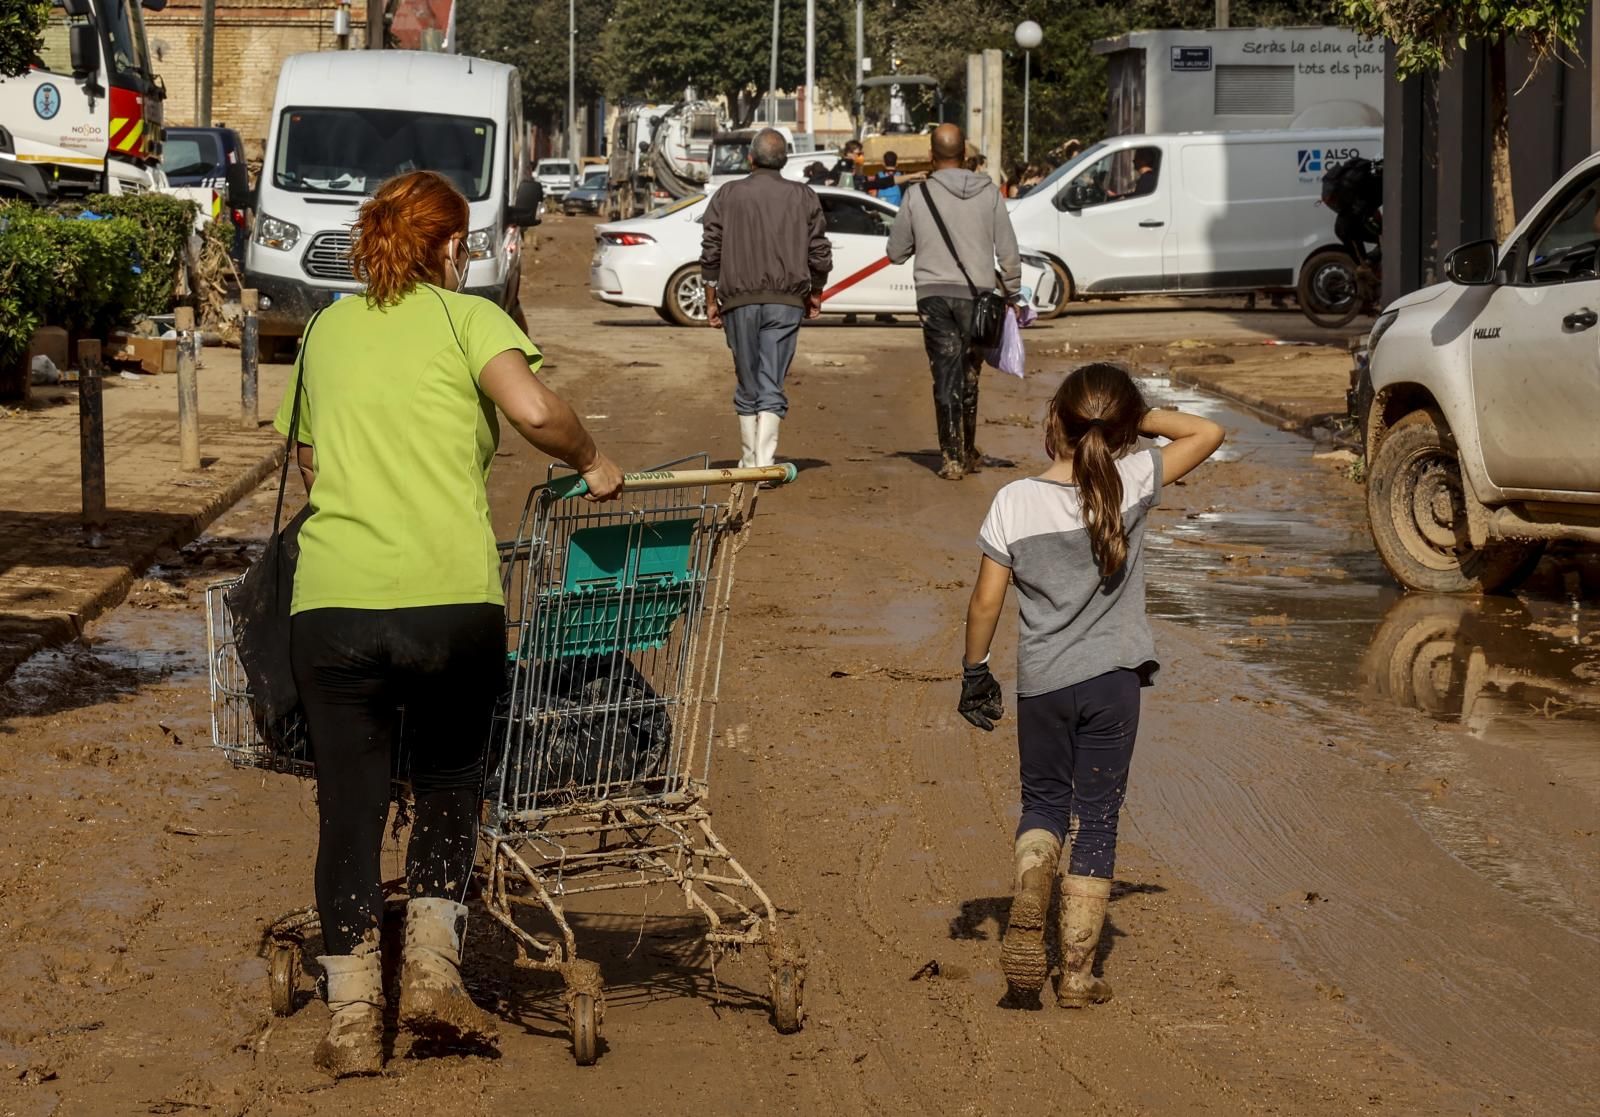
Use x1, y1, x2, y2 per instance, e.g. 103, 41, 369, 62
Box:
977, 448, 1163, 698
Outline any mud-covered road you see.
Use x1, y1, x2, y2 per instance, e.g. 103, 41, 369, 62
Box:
1, 216, 1595, 1117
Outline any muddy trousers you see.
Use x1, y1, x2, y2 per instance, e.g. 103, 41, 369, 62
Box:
291, 605, 505, 956
1015, 669, 1141, 879
916, 296, 983, 465
724, 302, 804, 418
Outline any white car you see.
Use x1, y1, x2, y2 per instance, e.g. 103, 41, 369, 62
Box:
590, 187, 1062, 326
535, 158, 578, 199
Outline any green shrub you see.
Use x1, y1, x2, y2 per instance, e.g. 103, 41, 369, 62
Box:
72, 193, 199, 316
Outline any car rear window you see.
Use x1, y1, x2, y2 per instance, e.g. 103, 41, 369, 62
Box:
540, 161, 574, 174
163, 132, 224, 178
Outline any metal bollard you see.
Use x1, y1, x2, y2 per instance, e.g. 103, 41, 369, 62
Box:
241, 288, 259, 429
176, 305, 201, 471
77, 339, 107, 548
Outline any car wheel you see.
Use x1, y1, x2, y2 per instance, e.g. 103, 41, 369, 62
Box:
1298, 248, 1362, 329
1366, 408, 1545, 593
653, 306, 676, 324
1035, 258, 1073, 321
664, 265, 708, 327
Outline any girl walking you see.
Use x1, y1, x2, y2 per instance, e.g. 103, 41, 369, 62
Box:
958, 363, 1224, 1005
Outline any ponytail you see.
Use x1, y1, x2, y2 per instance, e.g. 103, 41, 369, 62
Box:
1044, 363, 1148, 580
349, 170, 470, 306
1072, 425, 1128, 578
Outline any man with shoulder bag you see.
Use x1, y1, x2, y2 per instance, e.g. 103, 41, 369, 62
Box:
887, 123, 1023, 480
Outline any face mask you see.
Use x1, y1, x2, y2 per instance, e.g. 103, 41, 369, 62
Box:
451, 238, 470, 292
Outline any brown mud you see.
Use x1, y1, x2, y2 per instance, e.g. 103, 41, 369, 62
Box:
0, 215, 1594, 1116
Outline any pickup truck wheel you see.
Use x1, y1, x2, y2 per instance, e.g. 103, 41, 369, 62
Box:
1298, 249, 1361, 329
664, 265, 708, 327
1035, 259, 1073, 321
1366, 409, 1544, 593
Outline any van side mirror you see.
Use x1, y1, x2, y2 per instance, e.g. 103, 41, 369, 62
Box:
507, 179, 542, 226
69, 23, 99, 77
1057, 181, 1089, 212
1445, 239, 1499, 286
224, 163, 252, 208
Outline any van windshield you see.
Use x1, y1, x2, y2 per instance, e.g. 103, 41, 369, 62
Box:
1028, 142, 1108, 198
273, 108, 496, 199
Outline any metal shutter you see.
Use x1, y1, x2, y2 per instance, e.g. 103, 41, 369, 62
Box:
1214, 65, 1295, 115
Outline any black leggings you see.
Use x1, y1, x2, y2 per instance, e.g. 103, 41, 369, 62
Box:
1015, 668, 1141, 879
291, 604, 505, 955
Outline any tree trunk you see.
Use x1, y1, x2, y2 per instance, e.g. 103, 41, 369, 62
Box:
1487, 34, 1517, 242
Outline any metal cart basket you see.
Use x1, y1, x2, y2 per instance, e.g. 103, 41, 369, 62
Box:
203, 458, 801, 1065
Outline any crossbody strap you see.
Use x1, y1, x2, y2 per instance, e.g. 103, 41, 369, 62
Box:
919, 182, 982, 300
272, 306, 327, 537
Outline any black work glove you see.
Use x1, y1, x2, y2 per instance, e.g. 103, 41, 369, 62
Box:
959, 660, 1004, 731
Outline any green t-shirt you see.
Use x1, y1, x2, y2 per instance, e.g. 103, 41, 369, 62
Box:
272, 284, 538, 614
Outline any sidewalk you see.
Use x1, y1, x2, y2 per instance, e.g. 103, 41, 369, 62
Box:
0, 349, 294, 683
1163, 340, 1355, 433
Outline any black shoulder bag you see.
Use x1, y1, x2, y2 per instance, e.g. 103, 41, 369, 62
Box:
919, 182, 1008, 349
226, 309, 325, 740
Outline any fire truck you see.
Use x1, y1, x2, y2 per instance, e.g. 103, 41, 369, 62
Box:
0, 0, 167, 202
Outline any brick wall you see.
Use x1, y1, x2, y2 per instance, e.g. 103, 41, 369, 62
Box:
145, 1, 371, 158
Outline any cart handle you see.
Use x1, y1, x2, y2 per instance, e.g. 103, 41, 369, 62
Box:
543, 463, 798, 501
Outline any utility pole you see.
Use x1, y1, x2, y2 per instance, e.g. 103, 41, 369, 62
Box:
568, 0, 577, 165
366, 0, 384, 47
853, 0, 864, 137
198, 0, 214, 125
1215, 0, 1229, 28
803, 0, 814, 140
768, 0, 780, 126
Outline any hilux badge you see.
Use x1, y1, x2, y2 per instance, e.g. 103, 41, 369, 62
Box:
1473, 326, 1502, 339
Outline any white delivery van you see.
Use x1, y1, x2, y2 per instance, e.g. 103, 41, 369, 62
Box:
245, 50, 540, 351
1009, 127, 1381, 314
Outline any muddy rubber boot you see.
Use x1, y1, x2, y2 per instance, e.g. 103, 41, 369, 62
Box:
1055, 874, 1114, 1008
313, 950, 385, 1078
963, 403, 983, 474
737, 414, 758, 468
397, 898, 500, 1047
1000, 829, 1061, 996
755, 412, 782, 469
935, 399, 965, 480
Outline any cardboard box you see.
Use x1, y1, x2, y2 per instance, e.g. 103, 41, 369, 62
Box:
112, 336, 178, 375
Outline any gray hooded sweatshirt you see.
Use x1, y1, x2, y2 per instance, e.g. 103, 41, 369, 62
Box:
886, 168, 1021, 301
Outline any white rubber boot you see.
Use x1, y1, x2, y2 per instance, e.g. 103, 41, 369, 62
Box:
737, 414, 759, 468
999, 829, 1061, 996
314, 949, 384, 1077
1055, 874, 1115, 1007
397, 898, 500, 1047
755, 412, 782, 468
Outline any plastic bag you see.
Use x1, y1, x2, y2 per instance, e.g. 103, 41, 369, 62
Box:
985, 303, 1036, 378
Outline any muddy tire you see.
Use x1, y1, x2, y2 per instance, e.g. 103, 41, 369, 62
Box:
1366, 409, 1544, 593
269, 942, 299, 1017
663, 265, 708, 327
653, 305, 676, 324
1035, 258, 1073, 321
1298, 248, 1361, 329
770, 962, 803, 1034
569, 993, 599, 1065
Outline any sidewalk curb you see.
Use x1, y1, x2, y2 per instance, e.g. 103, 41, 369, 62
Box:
1164, 365, 1357, 445
0, 443, 285, 686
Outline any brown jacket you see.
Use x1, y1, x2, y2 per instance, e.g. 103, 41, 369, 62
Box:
699, 170, 832, 311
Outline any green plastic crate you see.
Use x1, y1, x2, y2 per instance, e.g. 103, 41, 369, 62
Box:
531, 518, 700, 659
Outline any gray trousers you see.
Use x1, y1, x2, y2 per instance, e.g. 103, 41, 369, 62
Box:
723, 302, 803, 418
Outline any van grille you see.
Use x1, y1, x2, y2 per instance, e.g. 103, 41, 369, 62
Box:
302, 230, 355, 281
1214, 65, 1295, 115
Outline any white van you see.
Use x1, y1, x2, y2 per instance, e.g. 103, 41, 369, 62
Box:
1009, 128, 1381, 313
245, 51, 540, 351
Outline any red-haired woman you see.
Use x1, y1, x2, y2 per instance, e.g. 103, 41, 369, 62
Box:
271, 170, 622, 1077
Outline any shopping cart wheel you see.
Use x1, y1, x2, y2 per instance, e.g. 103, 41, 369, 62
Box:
269, 942, 300, 1017
569, 993, 600, 1065
770, 962, 804, 1034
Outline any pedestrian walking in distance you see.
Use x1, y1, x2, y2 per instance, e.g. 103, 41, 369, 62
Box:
272, 170, 623, 1078
701, 128, 832, 468
887, 123, 1022, 480
959, 364, 1224, 1006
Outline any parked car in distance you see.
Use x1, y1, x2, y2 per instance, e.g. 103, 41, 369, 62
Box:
590, 187, 1060, 326
1008, 127, 1382, 320
1358, 150, 1600, 593
535, 158, 577, 199
563, 166, 610, 215
162, 124, 252, 262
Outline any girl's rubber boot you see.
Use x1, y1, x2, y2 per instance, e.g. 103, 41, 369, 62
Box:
999, 829, 1061, 996
737, 414, 759, 468
1055, 874, 1114, 1008
755, 412, 782, 469
397, 898, 500, 1047
314, 949, 385, 1078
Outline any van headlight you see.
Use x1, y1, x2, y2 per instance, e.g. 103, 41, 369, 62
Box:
254, 213, 300, 251
1367, 309, 1398, 354
466, 227, 496, 260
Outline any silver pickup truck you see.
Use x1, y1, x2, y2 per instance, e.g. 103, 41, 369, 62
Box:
1359, 152, 1600, 593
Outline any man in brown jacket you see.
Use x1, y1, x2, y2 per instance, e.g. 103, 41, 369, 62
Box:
701, 129, 832, 467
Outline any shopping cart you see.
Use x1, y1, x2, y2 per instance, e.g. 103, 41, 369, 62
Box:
203, 457, 802, 1064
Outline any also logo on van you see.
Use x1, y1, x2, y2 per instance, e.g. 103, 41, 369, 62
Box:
1298, 147, 1362, 181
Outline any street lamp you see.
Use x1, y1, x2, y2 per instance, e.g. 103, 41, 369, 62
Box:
1015, 20, 1042, 163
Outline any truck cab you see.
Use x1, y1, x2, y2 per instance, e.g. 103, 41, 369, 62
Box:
245, 51, 540, 350
0, 0, 167, 202
1360, 151, 1600, 592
